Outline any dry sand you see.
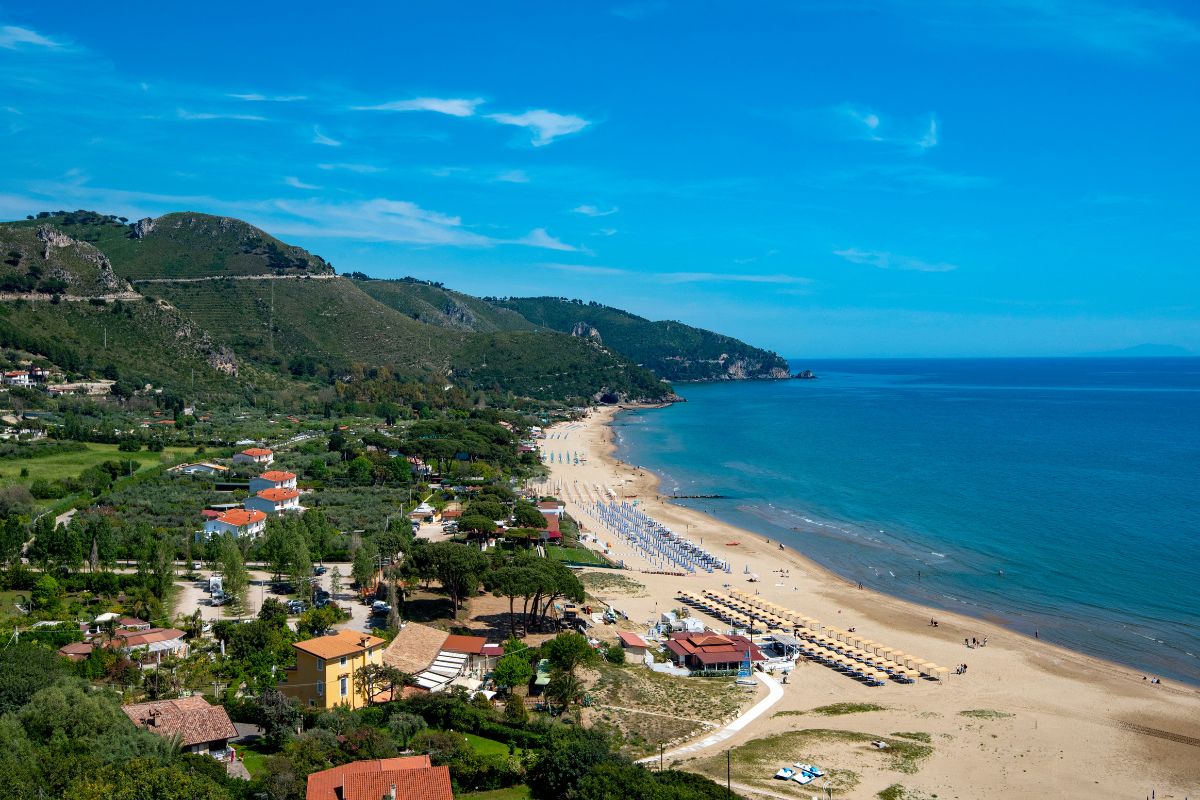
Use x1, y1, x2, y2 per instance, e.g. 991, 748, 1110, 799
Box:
536, 405, 1200, 799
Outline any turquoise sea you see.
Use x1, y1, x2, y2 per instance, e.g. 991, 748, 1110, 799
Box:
612, 358, 1200, 684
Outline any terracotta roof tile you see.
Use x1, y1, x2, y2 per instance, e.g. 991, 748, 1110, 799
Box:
306, 757, 453, 800
383, 623, 449, 674
215, 509, 267, 526
256, 487, 300, 502
259, 470, 296, 482
122, 695, 237, 748
293, 629, 385, 660
240, 447, 273, 457
442, 634, 488, 655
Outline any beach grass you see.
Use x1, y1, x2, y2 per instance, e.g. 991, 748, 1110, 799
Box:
889, 731, 933, 743
958, 709, 1014, 720
545, 545, 609, 566
586, 661, 742, 755
775, 702, 889, 717
580, 571, 646, 594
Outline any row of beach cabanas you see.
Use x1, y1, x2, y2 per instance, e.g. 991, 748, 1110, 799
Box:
588, 501, 731, 574
676, 588, 950, 684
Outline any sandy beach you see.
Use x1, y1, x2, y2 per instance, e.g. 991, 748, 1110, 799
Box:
537, 405, 1200, 799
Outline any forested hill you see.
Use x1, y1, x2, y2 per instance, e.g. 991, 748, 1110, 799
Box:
495, 297, 790, 382
0, 209, 785, 405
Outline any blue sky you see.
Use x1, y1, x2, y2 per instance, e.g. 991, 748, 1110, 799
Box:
1, 1, 1197, 357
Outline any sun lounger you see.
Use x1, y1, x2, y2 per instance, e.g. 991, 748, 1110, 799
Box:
774, 767, 795, 780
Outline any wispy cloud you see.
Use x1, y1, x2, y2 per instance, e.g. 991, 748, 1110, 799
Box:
544, 263, 629, 276
573, 204, 619, 217
228, 93, 306, 102
834, 103, 938, 151
511, 228, 580, 252
176, 109, 268, 122
918, 116, 938, 150
834, 247, 958, 272
353, 96, 483, 117
495, 169, 530, 183
312, 126, 341, 147
317, 162, 384, 174
284, 176, 320, 190
595, 228, 619, 237
0, 24, 63, 50
487, 109, 592, 146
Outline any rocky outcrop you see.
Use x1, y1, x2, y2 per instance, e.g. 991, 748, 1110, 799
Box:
441, 300, 477, 329
571, 321, 603, 343
131, 217, 157, 239
36, 225, 74, 259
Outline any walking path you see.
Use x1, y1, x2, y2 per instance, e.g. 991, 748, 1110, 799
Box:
636, 672, 784, 764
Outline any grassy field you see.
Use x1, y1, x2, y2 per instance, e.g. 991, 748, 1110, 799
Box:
0, 442, 192, 485
232, 738, 272, 779
463, 733, 519, 757
545, 545, 609, 566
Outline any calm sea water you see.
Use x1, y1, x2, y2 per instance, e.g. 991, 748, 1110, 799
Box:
612, 358, 1200, 684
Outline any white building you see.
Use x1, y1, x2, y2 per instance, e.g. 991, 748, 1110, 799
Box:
248, 470, 297, 493
243, 488, 301, 517
232, 447, 273, 466
203, 509, 267, 539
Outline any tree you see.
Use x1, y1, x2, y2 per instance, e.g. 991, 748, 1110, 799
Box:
528, 727, 618, 800
605, 643, 626, 665
258, 688, 301, 747
545, 667, 585, 713
258, 598, 289, 629
285, 532, 312, 599
458, 514, 496, 536
386, 711, 427, 747
347, 456, 373, 486
504, 692, 529, 724
513, 502, 546, 529
329, 565, 342, 598
354, 663, 410, 704
492, 652, 533, 692
544, 631, 597, 675
31, 573, 63, 612
351, 543, 376, 590
0, 643, 67, 713
428, 541, 488, 614
215, 533, 249, 609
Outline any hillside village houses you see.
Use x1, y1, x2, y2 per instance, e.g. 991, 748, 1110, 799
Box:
243, 487, 302, 516
280, 629, 387, 709
232, 446, 273, 465
249, 469, 297, 493
204, 508, 267, 539
169, 462, 229, 476
122, 696, 239, 761
305, 756, 453, 800
58, 613, 189, 664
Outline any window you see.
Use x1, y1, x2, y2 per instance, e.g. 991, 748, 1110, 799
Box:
317, 659, 324, 672
316, 681, 323, 696
340, 656, 347, 667
339, 676, 348, 697
308, 699, 315, 707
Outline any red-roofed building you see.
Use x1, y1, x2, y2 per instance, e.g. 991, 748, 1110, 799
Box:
537, 500, 564, 516
306, 756, 453, 800
617, 631, 650, 657
233, 447, 274, 465
244, 487, 302, 516
442, 633, 491, 671
540, 511, 562, 541
123, 696, 238, 759
250, 470, 298, 493
664, 631, 765, 673
204, 508, 267, 539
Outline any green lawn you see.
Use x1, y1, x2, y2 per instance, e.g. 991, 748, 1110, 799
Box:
545, 545, 609, 566
0, 442, 191, 485
463, 733, 519, 757
233, 738, 273, 778
458, 786, 531, 800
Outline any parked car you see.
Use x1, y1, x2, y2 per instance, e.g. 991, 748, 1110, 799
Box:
192, 561, 203, 571
287, 600, 307, 614
210, 593, 228, 607
312, 565, 327, 576
371, 600, 391, 615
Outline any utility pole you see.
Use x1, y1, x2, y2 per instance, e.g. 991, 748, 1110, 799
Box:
726, 750, 731, 798
659, 743, 664, 772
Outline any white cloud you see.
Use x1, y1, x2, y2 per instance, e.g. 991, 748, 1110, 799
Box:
573, 204, 619, 217
317, 162, 384, 174
228, 93, 306, 102
0, 25, 62, 49
312, 126, 341, 147
919, 116, 939, 150
542, 263, 809, 284
176, 109, 267, 122
595, 228, 619, 237
487, 109, 592, 146
354, 97, 483, 117
284, 176, 320, 190
544, 262, 630, 276
840, 103, 882, 135
834, 247, 958, 272
511, 228, 579, 252
496, 169, 530, 183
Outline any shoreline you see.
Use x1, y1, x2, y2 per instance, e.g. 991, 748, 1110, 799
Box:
537, 404, 1200, 798
602, 404, 1196, 693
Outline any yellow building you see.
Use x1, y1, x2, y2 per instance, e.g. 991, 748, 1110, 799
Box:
280, 629, 386, 709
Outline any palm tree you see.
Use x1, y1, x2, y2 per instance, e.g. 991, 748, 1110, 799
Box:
545, 668, 584, 714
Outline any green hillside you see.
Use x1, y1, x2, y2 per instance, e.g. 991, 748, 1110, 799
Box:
496, 297, 790, 381
9, 210, 333, 280
140, 276, 461, 376
0, 296, 246, 393
354, 277, 535, 333
0, 223, 131, 296
452, 331, 671, 403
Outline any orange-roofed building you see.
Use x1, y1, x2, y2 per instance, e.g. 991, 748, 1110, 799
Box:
244, 487, 302, 516
233, 447, 274, 465
305, 756, 452, 800
203, 508, 267, 539
249, 470, 298, 493
280, 629, 386, 709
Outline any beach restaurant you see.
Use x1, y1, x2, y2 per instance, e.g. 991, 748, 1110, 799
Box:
664, 631, 766, 673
